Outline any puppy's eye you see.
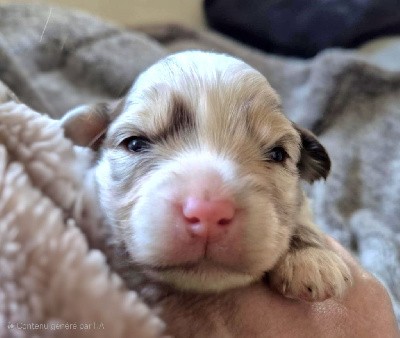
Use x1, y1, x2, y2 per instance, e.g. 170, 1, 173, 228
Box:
123, 136, 151, 152
267, 147, 288, 162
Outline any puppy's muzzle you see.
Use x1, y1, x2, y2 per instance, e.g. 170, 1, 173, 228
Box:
131, 151, 245, 268
182, 197, 235, 240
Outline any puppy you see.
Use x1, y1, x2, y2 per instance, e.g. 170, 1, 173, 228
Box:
62, 51, 351, 303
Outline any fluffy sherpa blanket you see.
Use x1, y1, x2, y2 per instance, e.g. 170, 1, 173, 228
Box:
0, 4, 399, 333
0, 81, 165, 337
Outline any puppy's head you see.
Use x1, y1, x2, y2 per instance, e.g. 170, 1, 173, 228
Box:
63, 51, 330, 292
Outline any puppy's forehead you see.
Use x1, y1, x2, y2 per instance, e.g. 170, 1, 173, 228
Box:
111, 52, 297, 146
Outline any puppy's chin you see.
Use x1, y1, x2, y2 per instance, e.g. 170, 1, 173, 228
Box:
145, 261, 258, 292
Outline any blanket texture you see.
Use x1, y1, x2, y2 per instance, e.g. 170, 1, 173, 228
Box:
0, 3, 399, 332
0, 82, 165, 337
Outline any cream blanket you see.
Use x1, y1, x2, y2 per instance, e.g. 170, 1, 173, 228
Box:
0, 82, 164, 337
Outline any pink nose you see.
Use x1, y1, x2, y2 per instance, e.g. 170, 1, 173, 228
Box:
182, 197, 236, 238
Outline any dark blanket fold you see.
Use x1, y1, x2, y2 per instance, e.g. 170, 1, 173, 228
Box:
205, 0, 400, 57
0, 3, 399, 324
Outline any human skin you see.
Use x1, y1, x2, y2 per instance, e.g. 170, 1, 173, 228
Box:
159, 237, 400, 338
227, 237, 400, 338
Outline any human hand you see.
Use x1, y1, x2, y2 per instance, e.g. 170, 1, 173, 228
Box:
230, 236, 399, 338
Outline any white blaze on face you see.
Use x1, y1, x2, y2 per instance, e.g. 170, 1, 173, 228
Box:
94, 51, 301, 292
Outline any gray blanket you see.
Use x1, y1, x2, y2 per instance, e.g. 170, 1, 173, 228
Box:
1, 4, 399, 323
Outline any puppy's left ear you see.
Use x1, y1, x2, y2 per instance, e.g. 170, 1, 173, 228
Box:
61, 100, 122, 149
295, 125, 331, 183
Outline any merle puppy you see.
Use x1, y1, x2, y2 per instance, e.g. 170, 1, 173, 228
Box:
62, 51, 352, 335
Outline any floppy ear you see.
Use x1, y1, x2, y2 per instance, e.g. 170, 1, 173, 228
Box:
295, 125, 331, 183
61, 100, 122, 149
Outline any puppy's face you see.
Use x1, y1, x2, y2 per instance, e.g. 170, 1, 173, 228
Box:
63, 52, 330, 292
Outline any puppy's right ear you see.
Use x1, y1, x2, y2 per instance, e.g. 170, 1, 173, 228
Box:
61, 101, 121, 149
294, 125, 331, 183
